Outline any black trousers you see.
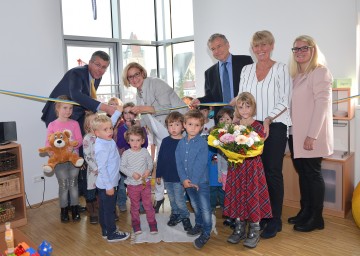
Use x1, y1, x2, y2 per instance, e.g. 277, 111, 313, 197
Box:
260, 122, 287, 220
288, 136, 324, 211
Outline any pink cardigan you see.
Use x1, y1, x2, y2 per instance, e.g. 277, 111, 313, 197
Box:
291, 66, 334, 158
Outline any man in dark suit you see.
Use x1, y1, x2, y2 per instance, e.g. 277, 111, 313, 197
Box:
191, 33, 253, 120
41, 50, 116, 132
41, 50, 117, 212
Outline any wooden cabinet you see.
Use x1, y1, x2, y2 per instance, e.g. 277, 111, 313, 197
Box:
0, 143, 27, 232
332, 88, 354, 120
283, 151, 354, 218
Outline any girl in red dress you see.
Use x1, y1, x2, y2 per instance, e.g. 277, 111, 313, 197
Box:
223, 92, 272, 248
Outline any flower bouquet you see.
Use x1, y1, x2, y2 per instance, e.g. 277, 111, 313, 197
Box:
208, 123, 264, 165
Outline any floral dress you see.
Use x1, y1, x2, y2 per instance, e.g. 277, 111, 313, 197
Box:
223, 120, 272, 222
83, 133, 98, 190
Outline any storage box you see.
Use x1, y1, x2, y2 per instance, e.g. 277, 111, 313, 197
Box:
0, 152, 17, 172
332, 78, 352, 88
0, 202, 15, 223
0, 175, 20, 199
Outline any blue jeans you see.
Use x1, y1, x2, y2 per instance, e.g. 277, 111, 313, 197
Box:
98, 187, 117, 236
210, 186, 224, 210
186, 184, 212, 236
116, 174, 127, 207
54, 162, 79, 208
165, 182, 189, 219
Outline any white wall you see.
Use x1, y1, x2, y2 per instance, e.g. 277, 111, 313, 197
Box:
0, 0, 64, 204
193, 0, 360, 185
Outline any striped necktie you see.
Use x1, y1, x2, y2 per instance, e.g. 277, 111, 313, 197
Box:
90, 79, 97, 99
222, 62, 231, 103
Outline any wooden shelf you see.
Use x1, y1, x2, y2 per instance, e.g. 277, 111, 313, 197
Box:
283, 151, 354, 218
332, 88, 354, 120
0, 143, 27, 232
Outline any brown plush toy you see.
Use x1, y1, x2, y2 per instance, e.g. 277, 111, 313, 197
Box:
39, 130, 84, 173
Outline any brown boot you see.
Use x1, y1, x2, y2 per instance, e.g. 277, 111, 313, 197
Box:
86, 201, 98, 224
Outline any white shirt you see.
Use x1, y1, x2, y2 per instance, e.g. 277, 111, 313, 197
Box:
239, 62, 292, 126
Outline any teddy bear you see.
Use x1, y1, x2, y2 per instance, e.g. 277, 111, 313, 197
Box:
39, 130, 84, 173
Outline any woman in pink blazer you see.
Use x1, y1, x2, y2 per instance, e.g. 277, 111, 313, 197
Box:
288, 35, 334, 232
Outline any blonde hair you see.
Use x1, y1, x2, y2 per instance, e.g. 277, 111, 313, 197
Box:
122, 62, 147, 87
54, 95, 72, 117
83, 111, 97, 134
234, 92, 257, 119
91, 114, 112, 131
184, 109, 205, 126
251, 30, 275, 47
289, 35, 326, 77
108, 97, 123, 106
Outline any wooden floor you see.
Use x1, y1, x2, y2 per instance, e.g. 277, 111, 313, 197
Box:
19, 198, 360, 256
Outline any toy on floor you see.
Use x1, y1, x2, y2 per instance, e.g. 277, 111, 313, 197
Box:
352, 181, 360, 228
39, 130, 84, 173
37, 240, 52, 256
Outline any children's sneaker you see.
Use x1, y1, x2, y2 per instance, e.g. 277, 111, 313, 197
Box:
181, 217, 192, 231
133, 225, 142, 235
243, 223, 260, 248
119, 204, 127, 212
193, 233, 210, 249
101, 230, 107, 239
107, 231, 130, 242
187, 224, 202, 237
149, 223, 158, 234
167, 214, 181, 226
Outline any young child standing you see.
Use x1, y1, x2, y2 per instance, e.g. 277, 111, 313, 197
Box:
44, 95, 83, 223
199, 106, 222, 214
120, 126, 157, 234
92, 115, 130, 242
156, 112, 192, 231
224, 92, 272, 248
175, 109, 212, 250
216, 108, 235, 228
116, 102, 148, 213
83, 109, 122, 224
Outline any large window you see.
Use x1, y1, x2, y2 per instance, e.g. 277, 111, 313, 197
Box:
61, 0, 195, 103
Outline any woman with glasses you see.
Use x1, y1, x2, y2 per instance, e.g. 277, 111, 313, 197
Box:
288, 35, 333, 232
122, 62, 187, 213
230, 30, 292, 241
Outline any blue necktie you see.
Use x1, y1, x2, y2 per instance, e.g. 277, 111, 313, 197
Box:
222, 62, 231, 103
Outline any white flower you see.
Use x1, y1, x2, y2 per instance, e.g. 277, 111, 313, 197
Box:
213, 139, 220, 146
233, 130, 241, 136
238, 125, 247, 131
218, 128, 227, 133
246, 137, 255, 147
235, 135, 248, 145
250, 131, 260, 142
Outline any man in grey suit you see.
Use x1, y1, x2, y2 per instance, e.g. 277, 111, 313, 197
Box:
191, 33, 253, 120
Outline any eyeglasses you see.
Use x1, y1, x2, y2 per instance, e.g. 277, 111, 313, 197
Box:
127, 72, 142, 81
92, 61, 108, 71
291, 46, 313, 53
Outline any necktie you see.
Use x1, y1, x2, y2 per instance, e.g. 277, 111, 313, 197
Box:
222, 62, 231, 103
90, 79, 97, 99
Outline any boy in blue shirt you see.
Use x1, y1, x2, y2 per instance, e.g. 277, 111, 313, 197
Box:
93, 115, 130, 242
156, 111, 192, 231
175, 109, 212, 249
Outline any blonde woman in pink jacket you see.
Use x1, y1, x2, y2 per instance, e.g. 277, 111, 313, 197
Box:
288, 35, 334, 232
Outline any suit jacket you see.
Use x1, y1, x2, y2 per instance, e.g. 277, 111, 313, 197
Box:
138, 77, 187, 128
291, 66, 334, 158
41, 65, 101, 133
198, 54, 253, 119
